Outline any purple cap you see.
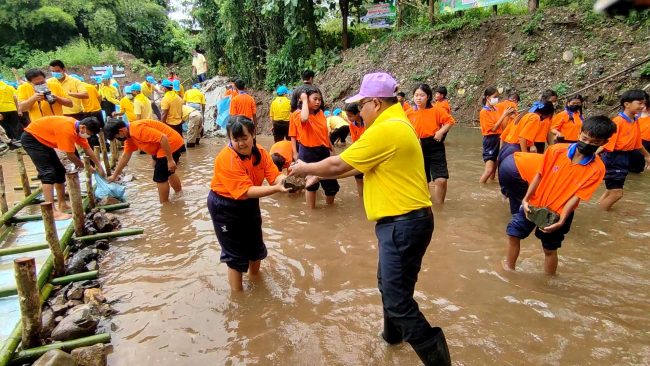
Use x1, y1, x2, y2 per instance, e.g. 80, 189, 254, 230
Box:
345, 72, 398, 104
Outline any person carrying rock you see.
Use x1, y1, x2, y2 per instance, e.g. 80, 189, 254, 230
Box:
505, 116, 616, 275
21, 116, 105, 220
207, 116, 289, 291
289, 72, 451, 365
104, 118, 184, 203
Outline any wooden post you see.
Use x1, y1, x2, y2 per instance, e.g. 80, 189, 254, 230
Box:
83, 157, 96, 209
528, 0, 539, 12
429, 0, 435, 24
0, 165, 8, 214
98, 131, 111, 176
110, 139, 119, 168
40, 203, 65, 276
395, 0, 403, 30
492, 4, 498, 15
13, 257, 42, 349
16, 150, 32, 197
65, 172, 85, 236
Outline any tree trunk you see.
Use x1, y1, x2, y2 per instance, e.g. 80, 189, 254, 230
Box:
396, 0, 403, 30
528, 0, 539, 12
493, 4, 498, 15
340, 0, 349, 50
429, 0, 435, 24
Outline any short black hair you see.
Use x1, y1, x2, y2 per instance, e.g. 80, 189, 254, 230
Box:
79, 116, 102, 134
271, 153, 286, 171
302, 69, 315, 81
541, 89, 558, 102
508, 92, 520, 102
536, 101, 555, 119
104, 118, 127, 140
582, 115, 616, 140
620, 89, 649, 107
234, 79, 245, 90
345, 103, 360, 115
396, 92, 406, 98
25, 69, 46, 81
49, 59, 65, 69
435, 86, 448, 98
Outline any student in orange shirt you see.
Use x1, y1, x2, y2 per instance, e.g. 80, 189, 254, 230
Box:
223, 79, 239, 99
598, 90, 650, 211
294, 86, 339, 208
397, 92, 411, 111
270, 139, 293, 171
344, 102, 366, 197
498, 101, 554, 164
629, 104, 650, 173
551, 95, 584, 144
479, 87, 515, 183
207, 116, 288, 291
498, 152, 544, 214
21, 116, 104, 220
434, 86, 451, 115
229, 79, 257, 125
407, 84, 455, 204
104, 118, 185, 203
505, 116, 616, 275
497, 92, 520, 145
535, 89, 559, 153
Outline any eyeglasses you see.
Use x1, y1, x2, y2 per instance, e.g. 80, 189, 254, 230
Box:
358, 98, 374, 109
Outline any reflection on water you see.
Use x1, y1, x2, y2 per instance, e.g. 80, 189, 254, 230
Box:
3, 127, 648, 365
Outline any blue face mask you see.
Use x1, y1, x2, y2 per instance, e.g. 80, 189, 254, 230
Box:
51, 72, 64, 80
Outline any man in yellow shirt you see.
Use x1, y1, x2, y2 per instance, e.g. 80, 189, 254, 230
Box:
48, 60, 88, 120
269, 85, 291, 142
183, 84, 206, 114
141, 76, 161, 119
17, 69, 73, 121
98, 74, 119, 118
191, 49, 208, 82
0, 80, 24, 143
131, 83, 153, 120
160, 80, 185, 146
289, 73, 450, 366
113, 86, 136, 122
181, 105, 203, 147
72, 75, 103, 124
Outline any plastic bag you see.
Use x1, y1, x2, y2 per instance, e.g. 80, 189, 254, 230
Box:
93, 172, 126, 201
216, 97, 231, 130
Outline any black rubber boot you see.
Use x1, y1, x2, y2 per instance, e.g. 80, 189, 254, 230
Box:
411, 327, 451, 366
381, 316, 403, 345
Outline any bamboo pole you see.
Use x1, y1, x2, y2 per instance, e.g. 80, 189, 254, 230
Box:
10, 333, 111, 365
50, 270, 98, 286
97, 132, 111, 176
13, 258, 42, 349
16, 150, 32, 197
65, 173, 84, 237
110, 139, 119, 168
83, 157, 96, 209
0, 244, 49, 257
75, 228, 144, 242
40, 203, 65, 277
0, 187, 43, 227
12, 185, 39, 191
0, 166, 8, 214
10, 202, 129, 224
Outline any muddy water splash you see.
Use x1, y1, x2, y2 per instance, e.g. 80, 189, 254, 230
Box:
4, 127, 647, 365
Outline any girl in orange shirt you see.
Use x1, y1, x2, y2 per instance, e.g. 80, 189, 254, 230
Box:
344, 102, 366, 198
207, 116, 288, 291
479, 87, 515, 183
551, 95, 584, 143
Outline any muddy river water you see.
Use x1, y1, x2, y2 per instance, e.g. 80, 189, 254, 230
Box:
2, 127, 649, 365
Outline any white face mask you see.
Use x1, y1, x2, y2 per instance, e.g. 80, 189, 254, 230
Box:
490, 97, 499, 106
79, 132, 91, 139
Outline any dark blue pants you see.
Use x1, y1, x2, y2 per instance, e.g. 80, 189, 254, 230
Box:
497, 143, 520, 166
498, 154, 529, 214
376, 214, 434, 345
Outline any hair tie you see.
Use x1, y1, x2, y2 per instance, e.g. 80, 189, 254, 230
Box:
528, 101, 545, 113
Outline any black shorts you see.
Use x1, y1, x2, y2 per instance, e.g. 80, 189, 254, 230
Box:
498, 154, 529, 214
152, 148, 181, 183
20, 132, 66, 184
207, 191, 267, 272
298, 143, 339, 196
272, 120, 289, 142
100, 101, 115, 117
534, 142, 546, 154
420, 137, 449, 182
482, 134, 500, 162
330, 125, 350, 145
506, 206, 574, 251
0, 111, 23, 140
602, 150, 631, 189
497, 143, 521, 166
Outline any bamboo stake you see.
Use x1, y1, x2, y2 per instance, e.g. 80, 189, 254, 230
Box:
0, 244, 49, 257
83, 157, 96, 209
75, 228, 144, 242
65, 173, 84, 237
98, 131, 111, 176
40, 203, 65, 277
13, 185, 39, 191
13, 258, 42, 349
15, 150, 31, 197
0, 187, 43, 227
10, 333, 111, 365
110, 139, 119, 168
0, 165, 8, 214
50, 270, 98, 286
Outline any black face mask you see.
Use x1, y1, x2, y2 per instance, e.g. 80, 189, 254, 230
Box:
115, 136, 127, 142
576, 141, 598, 156
567, 105, 581, 112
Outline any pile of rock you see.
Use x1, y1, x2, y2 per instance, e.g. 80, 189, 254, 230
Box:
83, 209, 121, 236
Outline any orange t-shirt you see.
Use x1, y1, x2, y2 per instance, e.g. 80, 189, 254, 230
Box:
528, 143, 605, 215
224, 89, 239, 99
551, 110, 583, 142
406, 106, 455, 138
503, 113, 540, 147
639, 116, 650, 141
229, 92, 256, 120
496, 100, 518, 141
24, 116, 90, 153
603, 113, 642, 152
349, 120, 366, 142
435, 99, 451, 114
294, 110, 331, 148
535, 116, 551, 143
210, 144, 280, 200
288, 110, 301, 141
402, 102, 411, 111
270, 141, 293, 169
513, 152, 544, 183
479, 106, 503, 136
123, 119, 185, 157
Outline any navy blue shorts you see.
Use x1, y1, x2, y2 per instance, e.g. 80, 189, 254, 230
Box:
628, 140, 649, 173
420, 137, 449, 181
298, 143, 340, 196
534, 142, 546, 154
497, 143, 521, 166
152, 148, 182, 183
506, 207, 574, 251
498, 154, 529, 214
602, 150, 631, 189
207, 191, 267, 272
482, 134, 500, 162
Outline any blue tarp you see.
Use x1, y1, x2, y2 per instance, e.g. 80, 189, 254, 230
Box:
216, 97, 231, 130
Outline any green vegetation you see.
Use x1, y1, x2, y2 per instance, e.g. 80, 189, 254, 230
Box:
553, 82, 570, 95
522, 13, 543, 35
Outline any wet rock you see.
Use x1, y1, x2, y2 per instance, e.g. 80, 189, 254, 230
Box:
283, 176, 306, 192
527, 206, 560, 228
93, 240, 110, 251
99, 304, 118, 317
98, 196, 121, 206
66, 248, 101, 275
55, 316, 64, 323
66, 285, 85, 301
51, 304, 99, 341
50, 291, 67, 306
41, 308, 56, 338
86, 261, 99, 271
51, 304, 69, 317
71, 344, 107, 366
84, 288, 105, 305
33, 349, 75, 366
93, 213, 114, 233
65, 300, 84, 308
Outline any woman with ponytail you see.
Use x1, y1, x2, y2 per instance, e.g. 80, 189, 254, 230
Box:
551, 95, 585, 143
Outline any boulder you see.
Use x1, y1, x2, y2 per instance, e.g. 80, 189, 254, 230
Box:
71, 344, 107, 366
41, 308, 56, 338
66, 248, 101, 275
50, 305, 99, 341
32, 349, 75, 366
283, 176, 306, 192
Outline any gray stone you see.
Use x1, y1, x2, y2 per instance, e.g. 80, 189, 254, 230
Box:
283, 176, 306, 192
41, 308, 56, 338
50, 305, 99, 341
51, 304, 69, 317
71, 344, 107, 366
66, 248, 100, 275
33, 350, 75, 366
86, 260, 99, 271
93, 240, 110, 251
527, 206, 560, 228
66, 285, 85, 301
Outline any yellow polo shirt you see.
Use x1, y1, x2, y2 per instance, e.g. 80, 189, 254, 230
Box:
48, 75, 84, 115
183, 88, 206, 105
0, 81, 17, 112
98, 84, 119, 105
16, 81, 67, 120
119, 96, 136, 122
327, 115, 348, 131
269, 96, 291, 121
81, 82, 101, 113
133, 94, 153, 120
340, 103, 432, 221
161, 91, 183, 125
141, 82, 154, 100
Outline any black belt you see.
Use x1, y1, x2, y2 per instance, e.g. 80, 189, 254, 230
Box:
377, 207, 432, 225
